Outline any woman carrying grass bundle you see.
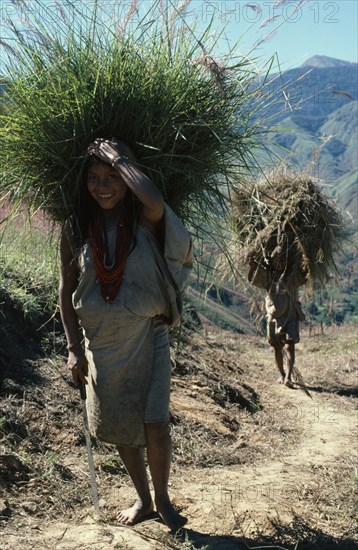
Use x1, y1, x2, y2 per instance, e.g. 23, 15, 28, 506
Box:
59, 137, 192, 531
248, 248, 306, 387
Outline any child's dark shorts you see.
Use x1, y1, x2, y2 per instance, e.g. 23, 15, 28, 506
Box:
268, 319, 300, 346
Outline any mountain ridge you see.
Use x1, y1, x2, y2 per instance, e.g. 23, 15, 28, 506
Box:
301, 55, 357, 69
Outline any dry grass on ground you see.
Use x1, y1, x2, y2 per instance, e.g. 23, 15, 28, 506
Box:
0, 309, 357, 549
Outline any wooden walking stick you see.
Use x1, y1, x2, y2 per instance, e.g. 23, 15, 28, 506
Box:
79, 383, 100, 518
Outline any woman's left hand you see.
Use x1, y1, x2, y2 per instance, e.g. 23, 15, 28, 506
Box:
87, 138, 128, 167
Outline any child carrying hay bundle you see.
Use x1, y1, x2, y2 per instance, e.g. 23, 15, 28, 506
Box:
235, 167, 343, 388
247, 248, 307, 388
234, 168, 343, 286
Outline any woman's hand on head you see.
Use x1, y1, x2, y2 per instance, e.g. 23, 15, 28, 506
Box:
68, 350, 89, 385
87, 138, 128, 167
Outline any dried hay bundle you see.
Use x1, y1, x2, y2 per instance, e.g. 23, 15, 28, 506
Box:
233, 167, 343, 284
0, 0, 270, 242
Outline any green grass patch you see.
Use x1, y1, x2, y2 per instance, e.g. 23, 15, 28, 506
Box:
0, 212, 59, 321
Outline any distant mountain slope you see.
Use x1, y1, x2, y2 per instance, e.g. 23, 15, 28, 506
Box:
320, 101, 358, 172
267, 56, 357, 121
331, 170, 358, 222
263, 55, 357, 220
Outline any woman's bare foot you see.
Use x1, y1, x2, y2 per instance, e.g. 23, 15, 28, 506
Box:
116, 499, 154, 525
284, 378, 294, 388
277, 375, 285, 384
156, 499, 187, 532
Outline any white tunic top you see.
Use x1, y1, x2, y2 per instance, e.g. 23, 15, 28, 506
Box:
72, 205, 192, 446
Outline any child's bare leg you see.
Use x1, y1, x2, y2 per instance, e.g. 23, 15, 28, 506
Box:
284, 342, 295, 387
273, 344, 285, 383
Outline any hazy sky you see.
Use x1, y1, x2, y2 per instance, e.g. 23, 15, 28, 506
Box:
0, 0, 357, 71
185, 0, 358, 69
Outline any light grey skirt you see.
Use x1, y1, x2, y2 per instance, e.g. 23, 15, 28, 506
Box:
85, 315, 171, 447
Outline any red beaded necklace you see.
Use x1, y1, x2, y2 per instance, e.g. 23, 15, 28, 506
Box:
89, 209, 132, 303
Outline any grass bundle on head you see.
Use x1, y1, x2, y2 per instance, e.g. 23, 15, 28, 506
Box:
0, 0, 271, 247
232, 166, 344, 285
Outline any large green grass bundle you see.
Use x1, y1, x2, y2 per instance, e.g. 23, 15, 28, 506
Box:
0, 0, 270, 241
233, 167, 343, 284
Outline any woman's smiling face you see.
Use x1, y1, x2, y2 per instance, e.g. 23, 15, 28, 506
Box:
87, 160, 127, 212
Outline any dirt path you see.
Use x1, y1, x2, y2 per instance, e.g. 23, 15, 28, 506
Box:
179, 383, 357, 535
2, 355, 357, 549
1, 327, 357, 549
